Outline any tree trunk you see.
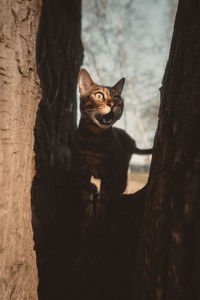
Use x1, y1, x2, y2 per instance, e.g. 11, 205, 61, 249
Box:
0, 1, 41, 299
133, 1, 200, 299
31, 1, 83, 299
31, 0, 200, 300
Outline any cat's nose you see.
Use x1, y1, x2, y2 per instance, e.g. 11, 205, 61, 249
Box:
107, 102, 114, 108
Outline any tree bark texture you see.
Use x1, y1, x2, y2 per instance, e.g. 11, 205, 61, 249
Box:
133, 1, 200, 299
31, 0, 200, 299
0, 1, 41, 299
32, 1, 83, 299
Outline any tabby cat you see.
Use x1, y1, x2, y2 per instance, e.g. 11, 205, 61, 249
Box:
75, 68, 152, 212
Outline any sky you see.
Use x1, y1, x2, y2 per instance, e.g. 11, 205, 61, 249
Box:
80, 0, 178, 165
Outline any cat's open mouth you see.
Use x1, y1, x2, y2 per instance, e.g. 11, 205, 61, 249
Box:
95, 111, 114, 125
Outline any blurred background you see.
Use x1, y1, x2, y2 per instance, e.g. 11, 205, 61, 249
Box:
80, 0, 178, 191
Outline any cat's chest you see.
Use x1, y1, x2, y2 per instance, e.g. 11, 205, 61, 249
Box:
80, 148, 107, 178
78, 135, 113, 178
77, 124, 114, 178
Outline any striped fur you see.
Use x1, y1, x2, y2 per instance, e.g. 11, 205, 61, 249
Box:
74, 69, 152, 212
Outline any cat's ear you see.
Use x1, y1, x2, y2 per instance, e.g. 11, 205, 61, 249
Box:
78, 68, 94, 95
113, 78, 125, 95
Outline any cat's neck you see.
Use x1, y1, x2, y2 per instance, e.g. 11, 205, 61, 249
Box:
78, 117, 112, 136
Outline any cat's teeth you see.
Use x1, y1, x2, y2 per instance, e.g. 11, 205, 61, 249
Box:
103, 117, 112, 124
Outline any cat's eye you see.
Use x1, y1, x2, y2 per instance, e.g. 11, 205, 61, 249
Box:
114, 95, 121, 103
95, 92, 104, 100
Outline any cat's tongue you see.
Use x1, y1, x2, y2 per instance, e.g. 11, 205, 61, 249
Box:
96, 111, 114, 125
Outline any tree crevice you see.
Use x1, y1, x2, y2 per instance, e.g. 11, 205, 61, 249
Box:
31, 1, 200, 299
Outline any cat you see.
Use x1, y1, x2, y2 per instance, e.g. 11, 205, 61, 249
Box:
74, 68, 152, 213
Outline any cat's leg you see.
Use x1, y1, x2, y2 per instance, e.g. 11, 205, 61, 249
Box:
100, 172, 127, 215
73, 154, 92, 210
78, 172, 98, 230
90, 182, 99, 214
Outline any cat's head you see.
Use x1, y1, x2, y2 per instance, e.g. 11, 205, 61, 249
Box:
78, 68, 125, 129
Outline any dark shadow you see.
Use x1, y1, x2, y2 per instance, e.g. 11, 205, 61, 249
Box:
31, 1, 146, 299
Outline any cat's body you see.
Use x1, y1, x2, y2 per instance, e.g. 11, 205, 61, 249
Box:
75, 68, 152, 210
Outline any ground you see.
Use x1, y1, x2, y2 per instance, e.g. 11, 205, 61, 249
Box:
126, 172, 149, 193
91, 171, 149, 194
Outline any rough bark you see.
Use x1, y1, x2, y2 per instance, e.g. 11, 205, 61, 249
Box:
0, 1, 41, 299
133, 1, 200, 299
31, 1, 83, 299
74, 1, 200, 298
31, 0, 200, 299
